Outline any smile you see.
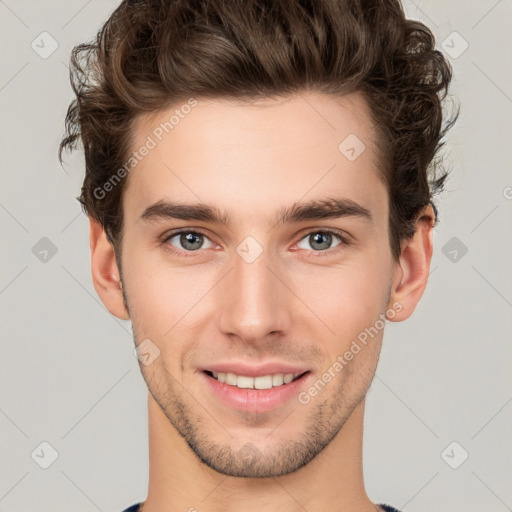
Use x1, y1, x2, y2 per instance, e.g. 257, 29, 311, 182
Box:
205, 370, 307, 389
201, 370, 312, 413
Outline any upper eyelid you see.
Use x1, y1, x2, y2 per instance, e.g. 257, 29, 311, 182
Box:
163, 227, 347, 249
162, 228, 215, 243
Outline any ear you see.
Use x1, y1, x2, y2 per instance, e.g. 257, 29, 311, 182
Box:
89, 218, 130, 320
386, 204, 435, 322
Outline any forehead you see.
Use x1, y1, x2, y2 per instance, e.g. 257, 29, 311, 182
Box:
123, 91, 388, 229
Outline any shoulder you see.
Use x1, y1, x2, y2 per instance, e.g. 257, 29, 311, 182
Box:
378, 505, 404, 512
120, 503, 142, 512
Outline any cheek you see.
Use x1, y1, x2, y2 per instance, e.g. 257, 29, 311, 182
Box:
294, 260, 390, 348
123, 248, 217, 336
123, 235, 392, 342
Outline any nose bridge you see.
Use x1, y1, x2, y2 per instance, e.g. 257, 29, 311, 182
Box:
217, 243, 290, 342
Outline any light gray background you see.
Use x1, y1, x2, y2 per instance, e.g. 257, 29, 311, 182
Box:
1, 1, 511, 511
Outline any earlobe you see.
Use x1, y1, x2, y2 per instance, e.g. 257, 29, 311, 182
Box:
387, 204, 435, 322
89, 218, 130, 320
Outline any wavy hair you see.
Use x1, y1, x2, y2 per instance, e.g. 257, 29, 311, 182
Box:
59, 0, 458, 261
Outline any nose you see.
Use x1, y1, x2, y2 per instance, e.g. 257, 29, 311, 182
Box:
217, 246, 292, 344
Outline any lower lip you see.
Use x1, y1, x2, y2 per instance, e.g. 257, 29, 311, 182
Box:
200, 371, 312, 413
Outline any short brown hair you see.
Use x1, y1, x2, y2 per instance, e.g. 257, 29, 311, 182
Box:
59, 0, 457, 262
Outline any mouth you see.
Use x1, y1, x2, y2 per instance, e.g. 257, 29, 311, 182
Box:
203, 369, 310, 390
200, 369, 312, 413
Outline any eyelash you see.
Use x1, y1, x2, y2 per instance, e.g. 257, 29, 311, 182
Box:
160, 228, 351, 258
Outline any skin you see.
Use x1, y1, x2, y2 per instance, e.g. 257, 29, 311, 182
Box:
90, 91, 434, 512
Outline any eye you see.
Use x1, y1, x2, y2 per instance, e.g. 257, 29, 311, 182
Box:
163, 230, 215, 253
296, 230, 346, 253
161, 228, 349, 258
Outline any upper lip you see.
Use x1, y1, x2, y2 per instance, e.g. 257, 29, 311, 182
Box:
200, 362, 311, 378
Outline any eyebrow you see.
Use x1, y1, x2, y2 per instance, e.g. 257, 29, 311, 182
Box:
139, 197, 373, 227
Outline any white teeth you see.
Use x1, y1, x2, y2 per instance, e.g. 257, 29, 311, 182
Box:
211, 371, 303, 389
283, 373, 294, 384
225, 372, 237, 385
236, 375, 254, 388
254, 375, 273, 389
272, 374, 284, 386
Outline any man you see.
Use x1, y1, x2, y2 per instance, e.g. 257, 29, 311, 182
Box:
60, 0, 456, 511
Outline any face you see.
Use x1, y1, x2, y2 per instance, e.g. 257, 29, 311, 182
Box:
118, 91, 397, 477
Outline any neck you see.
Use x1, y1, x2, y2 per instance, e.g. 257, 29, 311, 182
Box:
141, 394, 378, 512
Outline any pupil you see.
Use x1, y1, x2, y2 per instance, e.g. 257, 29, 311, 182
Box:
311, 232, 330, 250
182, 232, 202, 250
